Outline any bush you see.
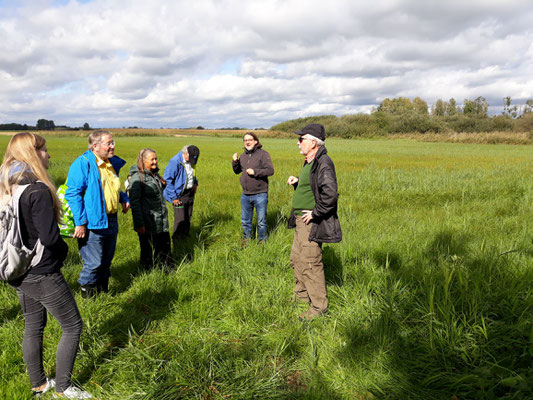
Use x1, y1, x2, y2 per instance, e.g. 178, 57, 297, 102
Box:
491, 115, 514, 131
514, 113, 533, 133
269, 110, 533, 139
443, 115, 493, 133
270, 115, 338, 133
388, 111, 444, 134
339, 114, 382, 137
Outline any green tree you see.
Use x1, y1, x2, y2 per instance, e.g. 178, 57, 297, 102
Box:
463, 97, 488, 116
83, 122, 91, 130
377, 97, 414, 114
474, 96, 488, 116
433, 99, 447, 116
36, 119, 55, 130
463, 99, 476, 115
447, 98, 458, 115
377, 98, 394, 113
502, 97, 518, 118
413, 97, 429, 115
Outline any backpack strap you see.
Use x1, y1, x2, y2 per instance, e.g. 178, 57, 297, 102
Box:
0, 183, 45, 281
14, 183, 46, 268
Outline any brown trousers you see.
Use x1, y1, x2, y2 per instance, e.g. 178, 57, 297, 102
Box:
290, 216, 328, 315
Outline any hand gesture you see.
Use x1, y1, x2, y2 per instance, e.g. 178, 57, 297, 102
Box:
287, 176, 299, 185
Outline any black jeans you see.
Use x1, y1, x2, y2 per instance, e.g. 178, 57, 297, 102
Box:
172, 189, 195, 238
12, 272, 83, 392
138, 231, 173, 268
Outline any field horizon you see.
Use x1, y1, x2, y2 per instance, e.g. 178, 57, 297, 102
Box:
1, 127, 532, 145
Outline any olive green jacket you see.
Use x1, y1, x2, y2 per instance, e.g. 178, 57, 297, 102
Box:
128, 165, 169, 234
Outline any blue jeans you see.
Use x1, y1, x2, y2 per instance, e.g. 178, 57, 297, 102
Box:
12, 273, 83, 392
240, 192, 268, 241
78, 214, 118, 287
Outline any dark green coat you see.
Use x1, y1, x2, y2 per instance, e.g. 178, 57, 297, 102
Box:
128, 165, 169, 234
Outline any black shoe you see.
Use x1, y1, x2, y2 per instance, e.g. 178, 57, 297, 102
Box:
96, 280, 109, 294
81, 284, 98, 298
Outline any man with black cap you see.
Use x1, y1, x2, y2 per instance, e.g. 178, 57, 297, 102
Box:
287, 123, 342, 320
163, 145, 200, 239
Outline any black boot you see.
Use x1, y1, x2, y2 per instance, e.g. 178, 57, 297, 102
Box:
81, 284, 98, 298
96, 279, 109, 294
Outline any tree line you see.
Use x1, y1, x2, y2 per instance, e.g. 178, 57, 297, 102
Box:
0, 120, 91, 131
272, 97, 533, 138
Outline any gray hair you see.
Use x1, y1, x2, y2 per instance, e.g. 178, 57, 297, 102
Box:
181, 145, 191, 154
88, 129, 112, 149
303, 134, 325, 147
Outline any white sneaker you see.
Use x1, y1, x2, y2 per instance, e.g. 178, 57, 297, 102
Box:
33, 377, 55, 397
53, 385, 93, 399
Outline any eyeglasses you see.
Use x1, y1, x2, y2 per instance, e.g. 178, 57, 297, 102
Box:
243, 139, 255, 143
99, 141, 115, 147
298, 137, 307, 143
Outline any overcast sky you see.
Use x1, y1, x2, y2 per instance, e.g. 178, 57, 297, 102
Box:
1, 0, 532, 129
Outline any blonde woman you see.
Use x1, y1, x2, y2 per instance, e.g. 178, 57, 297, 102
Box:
0, 133, 91, 399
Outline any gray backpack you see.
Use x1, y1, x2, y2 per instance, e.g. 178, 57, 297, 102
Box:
0, 184, 45, 281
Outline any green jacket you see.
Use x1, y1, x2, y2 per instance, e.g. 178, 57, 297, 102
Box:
128, 165, 169, 234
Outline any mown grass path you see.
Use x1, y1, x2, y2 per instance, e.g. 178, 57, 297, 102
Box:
1, 136, 532, 399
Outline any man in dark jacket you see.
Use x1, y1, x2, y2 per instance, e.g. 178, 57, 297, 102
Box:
232, 132, 274, 244
287, 123, 342, 320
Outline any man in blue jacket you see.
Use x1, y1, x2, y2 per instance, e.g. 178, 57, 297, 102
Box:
65, 130, 130, 297
163, 145, 199, 239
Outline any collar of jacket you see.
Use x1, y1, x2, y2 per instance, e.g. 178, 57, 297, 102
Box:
305, 145, 327, 167
129, 165, 159, 176
84, 149, 127, 173
176, 151, 192, 168
244, 143, 262, 154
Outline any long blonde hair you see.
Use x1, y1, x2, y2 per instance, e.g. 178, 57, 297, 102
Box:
0, 132, 62, 222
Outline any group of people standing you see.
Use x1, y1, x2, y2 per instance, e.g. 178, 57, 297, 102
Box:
65, 131, 200, 297
0, 130, 201, 398
0, 122, 341, 397
232, 124, 342, 320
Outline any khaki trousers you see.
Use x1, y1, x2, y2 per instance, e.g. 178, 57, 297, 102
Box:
290, 216, 328, 315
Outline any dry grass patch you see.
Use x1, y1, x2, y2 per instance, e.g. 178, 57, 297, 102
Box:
389, 131, 532, 145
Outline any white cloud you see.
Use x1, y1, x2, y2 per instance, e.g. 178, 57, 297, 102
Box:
0, 0, 532, 128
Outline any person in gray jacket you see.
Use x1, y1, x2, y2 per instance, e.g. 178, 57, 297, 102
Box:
128, 148, 172, 268
232, 132, 274, 244
287, 124, 342, 321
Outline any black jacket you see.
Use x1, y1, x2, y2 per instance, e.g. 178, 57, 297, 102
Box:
232, 145, 274, 195
288, 146, 342, 243
19, 180, 69, 275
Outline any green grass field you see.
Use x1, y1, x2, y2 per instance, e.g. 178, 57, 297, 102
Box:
1, 135, 532, 399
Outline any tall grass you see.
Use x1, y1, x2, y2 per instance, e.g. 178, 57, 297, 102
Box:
0, 135, 532, 399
